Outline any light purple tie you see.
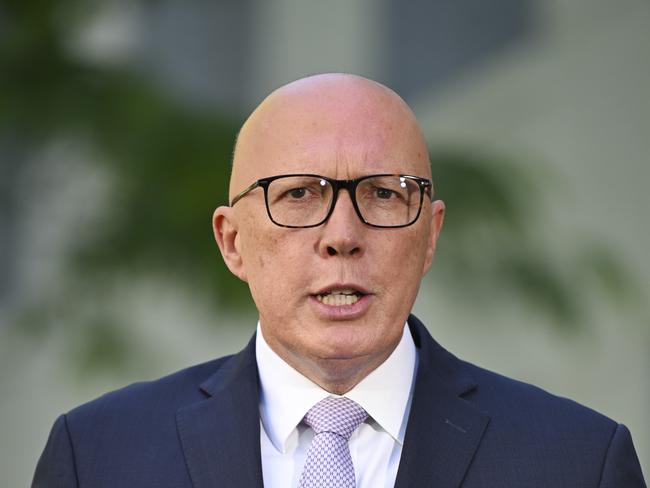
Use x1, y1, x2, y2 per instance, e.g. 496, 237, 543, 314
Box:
298, 396, 368, 488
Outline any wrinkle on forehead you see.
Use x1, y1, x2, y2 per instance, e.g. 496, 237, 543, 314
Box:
229, 74, 431, 200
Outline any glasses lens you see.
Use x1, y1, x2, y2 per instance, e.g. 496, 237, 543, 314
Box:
356, 176, 422, 226
267, 176, 333, 226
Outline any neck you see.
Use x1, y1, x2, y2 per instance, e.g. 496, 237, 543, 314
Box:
278, 347, 395, 395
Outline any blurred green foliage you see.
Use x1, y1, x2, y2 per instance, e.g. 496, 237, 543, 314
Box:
1, 1, 642, 370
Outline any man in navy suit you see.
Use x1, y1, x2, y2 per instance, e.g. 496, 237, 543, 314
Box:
33, 74, 646, 487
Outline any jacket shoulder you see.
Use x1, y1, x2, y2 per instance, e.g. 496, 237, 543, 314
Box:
67, 354, 234, 422
409, 315, 618, 433
463, 359, 617, 430
459, 361, 647, 486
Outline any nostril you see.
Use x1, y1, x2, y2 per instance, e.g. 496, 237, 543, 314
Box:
327, 246, 337, 256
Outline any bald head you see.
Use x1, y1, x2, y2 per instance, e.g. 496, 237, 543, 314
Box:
229, 73, 431, 202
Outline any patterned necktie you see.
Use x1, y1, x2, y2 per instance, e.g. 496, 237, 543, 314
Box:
298, 396, 368, 488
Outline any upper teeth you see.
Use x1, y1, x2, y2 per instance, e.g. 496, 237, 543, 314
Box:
316, 288, 361, 306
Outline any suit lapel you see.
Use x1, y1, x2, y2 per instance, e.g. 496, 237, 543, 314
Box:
176, 336, 264, 488
394, 316, 491, 488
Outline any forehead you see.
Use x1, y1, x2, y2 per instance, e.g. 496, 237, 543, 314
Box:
233, 80, 431, 189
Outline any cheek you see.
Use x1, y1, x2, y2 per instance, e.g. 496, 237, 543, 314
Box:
248, 231, 292, 273
240, 225, 306, 313
389, 229, 428, 270
377, 230, 428, 299
409, 223, 434, 274
244, 231, 275, 279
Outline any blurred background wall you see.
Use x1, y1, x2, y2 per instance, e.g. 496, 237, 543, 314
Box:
1, 0, 648, 485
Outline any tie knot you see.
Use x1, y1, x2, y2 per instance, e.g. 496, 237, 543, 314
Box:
303, 397, 367, 440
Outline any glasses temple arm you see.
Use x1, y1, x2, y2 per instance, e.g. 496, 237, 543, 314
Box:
230, 180, 260, 207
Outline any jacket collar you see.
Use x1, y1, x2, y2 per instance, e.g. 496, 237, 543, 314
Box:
176, 334, 264, 488
394, 315, 491, 488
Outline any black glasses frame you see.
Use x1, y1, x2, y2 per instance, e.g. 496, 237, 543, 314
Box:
230, 173, 434, 228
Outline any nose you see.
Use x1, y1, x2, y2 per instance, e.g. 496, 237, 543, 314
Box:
317, 189, 365, 258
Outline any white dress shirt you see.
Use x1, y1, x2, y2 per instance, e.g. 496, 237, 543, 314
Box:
256, 322, 418, 488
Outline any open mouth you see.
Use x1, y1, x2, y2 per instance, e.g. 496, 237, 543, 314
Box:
315, 288, 365, 306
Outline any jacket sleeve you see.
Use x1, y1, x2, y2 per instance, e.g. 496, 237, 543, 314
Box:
32, 414, 79, 488
598, 423, 647, 487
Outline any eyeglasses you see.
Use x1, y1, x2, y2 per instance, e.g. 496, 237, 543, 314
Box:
230, 173, 434, 228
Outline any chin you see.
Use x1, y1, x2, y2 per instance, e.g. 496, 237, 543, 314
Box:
311, 336, 374, 362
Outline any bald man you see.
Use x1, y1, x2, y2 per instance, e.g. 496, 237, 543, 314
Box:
33, 74, 646, 487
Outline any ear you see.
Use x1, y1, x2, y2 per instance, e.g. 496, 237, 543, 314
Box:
421, 199, 445, 276
213, 206, 248, 282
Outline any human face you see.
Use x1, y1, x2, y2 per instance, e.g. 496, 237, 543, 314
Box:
214, 75, 444, 392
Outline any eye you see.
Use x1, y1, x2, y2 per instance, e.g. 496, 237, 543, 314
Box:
288, 187, 307, 199
375, 187, 396, 199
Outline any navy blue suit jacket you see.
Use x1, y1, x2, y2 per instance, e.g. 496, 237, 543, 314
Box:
33, 315, 646, 487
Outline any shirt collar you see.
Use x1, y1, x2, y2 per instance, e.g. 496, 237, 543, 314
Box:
256, 321, 417, 453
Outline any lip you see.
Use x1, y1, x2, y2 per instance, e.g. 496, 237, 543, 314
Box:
310, 283, 372, 296
308, 283, 374, 320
